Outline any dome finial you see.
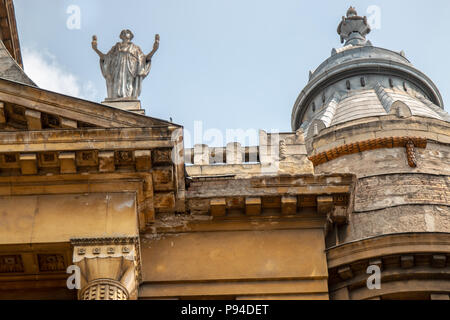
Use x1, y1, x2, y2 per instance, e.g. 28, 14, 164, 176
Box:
337, 6, 371, 46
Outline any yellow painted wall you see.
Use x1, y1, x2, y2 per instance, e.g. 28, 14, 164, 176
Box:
140, 228, 329, 299
0, 193, 138, 244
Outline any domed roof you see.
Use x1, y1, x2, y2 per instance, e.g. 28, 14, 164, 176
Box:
300, 86, 449, 137
291, 7, 449, 133
310, 46, 411, 82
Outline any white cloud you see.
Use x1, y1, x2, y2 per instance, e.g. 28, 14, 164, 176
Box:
22, 47, 99, 101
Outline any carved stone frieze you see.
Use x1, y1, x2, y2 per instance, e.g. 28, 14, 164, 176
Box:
38, 254, 65, 272
0, 255, 24, 273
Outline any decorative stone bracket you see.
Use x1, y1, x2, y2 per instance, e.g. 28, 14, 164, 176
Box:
318, 195, 350, 233
405, 139, 417, 168
70, 237, 141, 300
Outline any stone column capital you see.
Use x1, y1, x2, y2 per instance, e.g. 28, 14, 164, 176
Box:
70, 236, 141, 300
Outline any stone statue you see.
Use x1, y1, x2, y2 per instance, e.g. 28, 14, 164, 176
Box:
92, 29, 159, 101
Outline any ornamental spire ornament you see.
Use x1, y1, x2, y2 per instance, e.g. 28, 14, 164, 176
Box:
337, 7, 371, 47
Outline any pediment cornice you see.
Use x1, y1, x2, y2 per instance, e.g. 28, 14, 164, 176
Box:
0, 77, 180, 130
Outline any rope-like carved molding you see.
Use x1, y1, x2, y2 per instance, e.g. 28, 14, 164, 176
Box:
308, 136, 427, 166
406, 140, 417, 168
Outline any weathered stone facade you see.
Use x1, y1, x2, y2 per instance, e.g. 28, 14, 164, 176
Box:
0, 4, 448, 300
298, 7, 450, 300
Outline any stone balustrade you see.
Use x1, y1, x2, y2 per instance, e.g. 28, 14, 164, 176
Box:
185, 130, 308, 166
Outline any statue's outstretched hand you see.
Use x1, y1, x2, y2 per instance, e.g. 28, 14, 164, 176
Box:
92, 35, 105, 59
153, 34, 160, 51
147, 34, 160, 61
92, 35, 98, 50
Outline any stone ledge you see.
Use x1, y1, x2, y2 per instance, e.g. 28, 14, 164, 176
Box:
309, 136, 427, 166
308, 116, 450, 154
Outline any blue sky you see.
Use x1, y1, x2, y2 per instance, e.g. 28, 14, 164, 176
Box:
14, 0, 450, 146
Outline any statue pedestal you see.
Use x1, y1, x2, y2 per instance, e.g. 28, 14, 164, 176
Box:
101, 99, 145, 115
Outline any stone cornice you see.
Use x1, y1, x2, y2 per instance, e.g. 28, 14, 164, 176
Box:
0, 77, 180, 129
185, 174, 355, 220
187, 173, 355, 198
307, 116, 450, 159
0, 127, 174, 153
327, 232, 450, 300
326, 232, 450, 269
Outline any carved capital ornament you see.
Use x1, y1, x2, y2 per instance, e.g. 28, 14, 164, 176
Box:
70, 237, 141, 300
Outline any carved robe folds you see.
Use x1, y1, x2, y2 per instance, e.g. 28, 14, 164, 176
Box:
101, 42, 151, 100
